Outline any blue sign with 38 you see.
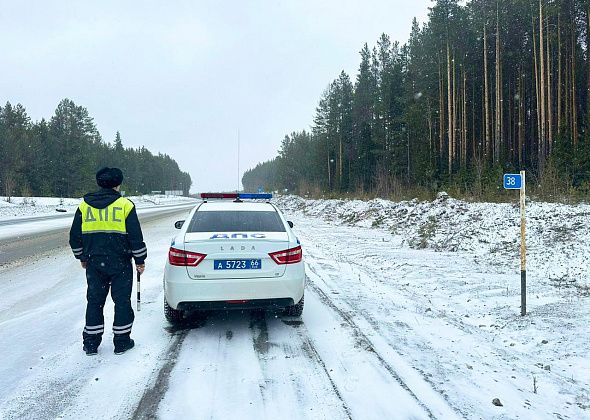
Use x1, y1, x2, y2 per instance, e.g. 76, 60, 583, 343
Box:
503, 174, 522, 189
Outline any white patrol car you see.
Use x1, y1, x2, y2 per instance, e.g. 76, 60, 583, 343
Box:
163, 193, 305, 323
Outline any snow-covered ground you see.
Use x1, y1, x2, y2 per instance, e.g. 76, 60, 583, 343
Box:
275, 194, 590, 418
0, 194, 588, 419
276, 193, 590, 293
0, 195, 195, 220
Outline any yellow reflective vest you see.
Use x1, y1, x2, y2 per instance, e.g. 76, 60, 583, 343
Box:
70, 190, 147, 263
79, 197, 134, 235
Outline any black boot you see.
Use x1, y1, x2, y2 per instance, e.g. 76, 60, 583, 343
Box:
83, 343, 98, 356
114, 338, 135, 355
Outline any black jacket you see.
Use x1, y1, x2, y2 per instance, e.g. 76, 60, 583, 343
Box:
69, 189, 147, 264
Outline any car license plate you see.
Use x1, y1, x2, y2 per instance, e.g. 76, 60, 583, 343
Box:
214, 259, 262, 270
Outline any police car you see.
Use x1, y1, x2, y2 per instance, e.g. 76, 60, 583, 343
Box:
163, 193, 305, 323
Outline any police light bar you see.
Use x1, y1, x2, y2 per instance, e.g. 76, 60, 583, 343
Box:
200, 193, 272, 200
200, 193, 238, 199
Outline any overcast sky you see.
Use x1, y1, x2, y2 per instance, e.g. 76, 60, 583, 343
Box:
0, 0, 430, 193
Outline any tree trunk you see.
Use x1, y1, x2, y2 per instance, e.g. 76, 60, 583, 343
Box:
518, 70, 525, 167
557, 13, 562, 133
539, 0, 546, 169
451, 52, 458, 166
472, 76, 477, 162
338, 138, 343, 190
484, 25, 491, 164
463, 71, 468, 167
481, 90, 485, 161
508, 81, 512, 163
447, 41, 453, 174
495, 4, 502, 164
587, 8, 590, 126
439, 57, 445, 167
572, 26, 578, 148
547, 23, 553, 154
533, 18, 541, 168
565, 46, 570, 130
427, 99, 433, 165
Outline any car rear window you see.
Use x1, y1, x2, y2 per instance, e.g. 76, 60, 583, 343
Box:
187, 210, 286, 233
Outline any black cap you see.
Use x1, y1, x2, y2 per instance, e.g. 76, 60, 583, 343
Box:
96, 167, 123, 188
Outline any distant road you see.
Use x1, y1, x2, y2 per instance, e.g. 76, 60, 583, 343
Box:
0, 202, 195, 227
0, 204, 195, 266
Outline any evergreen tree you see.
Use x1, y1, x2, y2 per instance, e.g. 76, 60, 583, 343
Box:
244, 0, 590, 198
0, 99, 191, 197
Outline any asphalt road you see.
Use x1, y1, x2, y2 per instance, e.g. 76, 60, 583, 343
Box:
0, 206, 193, 267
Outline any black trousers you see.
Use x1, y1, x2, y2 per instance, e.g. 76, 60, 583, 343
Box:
83, 256, 135, 346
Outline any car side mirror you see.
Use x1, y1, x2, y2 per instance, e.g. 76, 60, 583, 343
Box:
287, 221, 294, 228
174, 220, 184, 229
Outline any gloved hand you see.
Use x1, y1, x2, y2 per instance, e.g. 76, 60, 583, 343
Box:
136, 264, 145, 274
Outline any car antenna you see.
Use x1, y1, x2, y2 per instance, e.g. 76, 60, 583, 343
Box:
237, 128, 240, 194
235, 128, 242, 202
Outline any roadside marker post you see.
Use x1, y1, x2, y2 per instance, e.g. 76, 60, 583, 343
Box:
503, 171, 526, 316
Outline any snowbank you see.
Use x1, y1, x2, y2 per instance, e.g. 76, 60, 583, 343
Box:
275, 194, 590, 294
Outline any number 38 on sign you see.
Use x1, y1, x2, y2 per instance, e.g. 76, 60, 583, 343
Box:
503, 174, 522, 189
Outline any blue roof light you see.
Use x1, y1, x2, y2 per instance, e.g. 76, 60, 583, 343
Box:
238, 193, 272, 200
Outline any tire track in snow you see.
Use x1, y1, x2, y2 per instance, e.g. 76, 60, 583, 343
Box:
295, 222, 509, 418
295, 327, 354, 419
249, 310, 271, 408
310, 257, 472, 418
132, 330, 189, 419
305, 263, 460, 420
156, 312, 275, 419
133, 315, 208, 419
249, 310, 352, 419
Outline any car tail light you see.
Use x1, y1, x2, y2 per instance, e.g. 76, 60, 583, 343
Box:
169, 247, 206, 266
269, 245, 302, 265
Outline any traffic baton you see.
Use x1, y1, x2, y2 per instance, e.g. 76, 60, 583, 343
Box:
136, 270, 141, 312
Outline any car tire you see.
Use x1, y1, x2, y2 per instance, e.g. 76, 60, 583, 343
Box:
164, 298, 184, 325
283, 295, 304, 317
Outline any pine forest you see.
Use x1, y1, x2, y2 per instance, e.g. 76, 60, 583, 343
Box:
0, 99, 192, 197
243, 0, 590, 199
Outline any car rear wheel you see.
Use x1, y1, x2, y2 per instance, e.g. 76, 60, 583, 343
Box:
164, 298, 184, 325
283, 295, 304, 317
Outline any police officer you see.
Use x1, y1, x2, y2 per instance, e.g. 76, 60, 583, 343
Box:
69, 167, 147, 355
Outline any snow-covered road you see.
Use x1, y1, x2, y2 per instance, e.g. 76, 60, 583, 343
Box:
0, 209, 196, 419
0, 200, 588, 419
